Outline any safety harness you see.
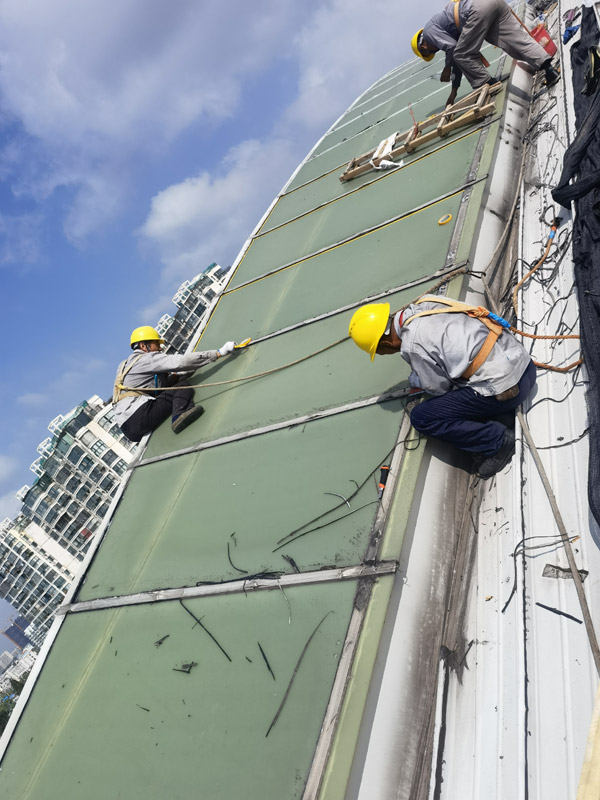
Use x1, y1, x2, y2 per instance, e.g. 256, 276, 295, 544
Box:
403, 295, 510, 379
112, 354, 149, 404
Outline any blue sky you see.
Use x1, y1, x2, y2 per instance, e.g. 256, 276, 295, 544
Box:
0, 0, 441, 521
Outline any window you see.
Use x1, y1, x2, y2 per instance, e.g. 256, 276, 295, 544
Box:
90, 466, 104, 483
55, 467, 70, 485
67, 501, 80, 516
66, 477, 79, 494
90, 440, 106, 457
80, 431, 95, 447
37, 474, 51, 490
87, 493, 101, 510
100, 476, 115, 493
55, 433, 74, 455
79, 456, 93, 474
102, 450, 117, 467
113, 460, 126, 476
67, 446, 84, 465
55, 514, 71, 533
63, 522, 80, 540
97, 502, 109, 518
76, 485, 90, 501
67, 410, 92, 436
35, 501, 49, 518
45, 508, 59, 525
44, 456, 60, 477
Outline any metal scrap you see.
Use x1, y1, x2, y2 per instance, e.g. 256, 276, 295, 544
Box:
265, 611, 333, 737
179, 598, 232, 662
172, 661, 198, 674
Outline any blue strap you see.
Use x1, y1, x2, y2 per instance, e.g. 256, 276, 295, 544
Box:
487, 312, 512, 329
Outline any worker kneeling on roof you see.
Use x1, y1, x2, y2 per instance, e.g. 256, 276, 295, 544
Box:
411, 0, 559, 106
349, 297, 536, 479
112, 326, 238, 442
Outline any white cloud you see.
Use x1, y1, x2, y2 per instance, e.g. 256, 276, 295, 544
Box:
53, 357, 106, 394
284, 0, 432, 135
139, 137, 298, 285
0, 213, 43, 265
0, 491, 20, 522
138, 293, 174, 325
16, 393, 48, 408
0, 456, 18, 484
0, 0, 318, 245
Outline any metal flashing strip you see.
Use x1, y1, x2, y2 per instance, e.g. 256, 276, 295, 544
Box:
129, 388, 412, 470
243, 263, 469, 348
302, 411, 415, 799
225, 177, 487, 295
57, 562, 398, 615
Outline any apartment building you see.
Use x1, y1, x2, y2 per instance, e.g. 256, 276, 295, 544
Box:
0, 396, 137, 647
155, 262, 231, 353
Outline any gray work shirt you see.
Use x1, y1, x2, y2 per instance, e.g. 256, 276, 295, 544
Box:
393, 299, 531, 396
113, 349, 218, 427
422, 0, 473, 66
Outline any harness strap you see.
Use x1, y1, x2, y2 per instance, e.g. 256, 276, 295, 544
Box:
112, 353, 147, 404
453, 0, 461, 29
403, 295, 504, 380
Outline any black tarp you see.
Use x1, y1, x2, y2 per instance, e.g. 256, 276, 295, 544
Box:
552, 7, 600, 530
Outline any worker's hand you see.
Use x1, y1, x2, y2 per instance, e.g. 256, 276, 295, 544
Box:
445, 87, 458, 107
440, 66, 452, 83
217, 341, 236, 357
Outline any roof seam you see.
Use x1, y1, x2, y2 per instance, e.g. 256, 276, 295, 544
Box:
242, 264, 470, 347
130, 389, 411, 470
255, 126, 499, 240
57, 562, 399, 615
225, 178, 487, 295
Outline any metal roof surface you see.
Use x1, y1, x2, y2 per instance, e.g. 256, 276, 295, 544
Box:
2, 5, 599, 798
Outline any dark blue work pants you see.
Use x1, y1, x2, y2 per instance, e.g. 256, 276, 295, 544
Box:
120, 387, 195, 442
409, 360, 536, 457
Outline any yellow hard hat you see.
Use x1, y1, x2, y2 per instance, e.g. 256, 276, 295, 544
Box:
130, 326, 164, 349
411, 29, 434, 62
348, 303, 390, 362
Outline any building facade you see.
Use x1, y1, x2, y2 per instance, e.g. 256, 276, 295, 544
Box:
0, 652, 12, 673
0, 396, 137, 647
155, 262, 231, 353
0, 645, 37, 695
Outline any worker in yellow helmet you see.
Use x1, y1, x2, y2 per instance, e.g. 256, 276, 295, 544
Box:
348, 298, 536, 479
412, 0, 559, 107
112, 326, 239, 442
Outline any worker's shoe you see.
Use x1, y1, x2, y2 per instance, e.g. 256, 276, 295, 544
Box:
476, 429, 516, 479
171, 404, 205, 434
542, 60, 561, 87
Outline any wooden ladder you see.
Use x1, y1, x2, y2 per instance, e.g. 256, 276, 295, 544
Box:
339, 82, 502, 183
